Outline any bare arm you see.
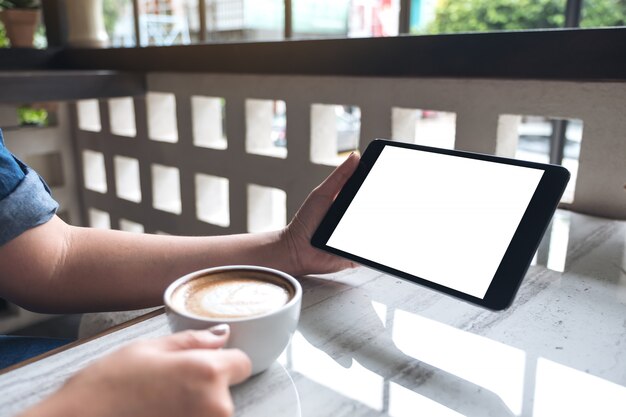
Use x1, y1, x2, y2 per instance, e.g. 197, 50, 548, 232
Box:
0, 219, 292, 312
0, 153, 359, 313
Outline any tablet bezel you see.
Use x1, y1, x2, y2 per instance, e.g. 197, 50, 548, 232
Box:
311, 139, 570, 310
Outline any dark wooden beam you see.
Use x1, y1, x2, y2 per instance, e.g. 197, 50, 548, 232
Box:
56, 28, 626, 81
0, 48, 60, 70
2, 28, 625, 81
0, 71, 146, 102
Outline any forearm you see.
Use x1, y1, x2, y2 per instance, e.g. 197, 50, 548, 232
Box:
59, 224, 292, 312
0, 154, 360, 313
0, 216, 292, 313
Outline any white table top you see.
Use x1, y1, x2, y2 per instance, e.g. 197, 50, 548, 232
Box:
1, 210, 625, 417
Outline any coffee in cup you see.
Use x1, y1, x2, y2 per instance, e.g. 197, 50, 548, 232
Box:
170, 270, 295, 319
164, 266, 302, 375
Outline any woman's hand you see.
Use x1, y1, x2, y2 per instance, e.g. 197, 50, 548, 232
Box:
20, 327, 251, 417
282, 153, 360, 276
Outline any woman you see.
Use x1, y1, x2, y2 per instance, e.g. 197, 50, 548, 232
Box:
0, 128, 359, 417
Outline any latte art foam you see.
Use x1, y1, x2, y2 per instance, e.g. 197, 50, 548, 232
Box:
172, 272, 293, 319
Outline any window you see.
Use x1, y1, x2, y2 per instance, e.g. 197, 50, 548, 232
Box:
348, 0, 401, 37
95, 0, 621, 48
103, 0, 137, 47
418, 0, 568, 35
580, 0, 626, 28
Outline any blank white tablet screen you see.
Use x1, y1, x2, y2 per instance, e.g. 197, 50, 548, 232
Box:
326, 146, 544, 299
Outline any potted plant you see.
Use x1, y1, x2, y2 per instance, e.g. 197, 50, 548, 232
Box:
0, 0, 40, 48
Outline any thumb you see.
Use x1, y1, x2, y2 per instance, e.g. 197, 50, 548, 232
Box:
315, 152, 360, 198
156, 325, 230, 351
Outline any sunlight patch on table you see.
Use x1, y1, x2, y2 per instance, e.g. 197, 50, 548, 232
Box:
546, 211, 570, 272
371, 300, 388, 327
392, 309, 525, 415
533, 357, 626, 417
389, 382, 466, 417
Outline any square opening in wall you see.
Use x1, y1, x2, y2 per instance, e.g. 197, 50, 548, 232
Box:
192, 96, 227, 149
22, 152, 64, 188
310, 104, 360, 166
88, 208, 111, 229
77, 99, 101, 132
531, 211, 571, 273
109, 97, 137, 137
119, 218, 145, 233
392, 107, 456, 149
114, 155, 142, 202
17, 102, 57, 128
498, 114, 582, 204
195, 173, 230, 227
151, 163, 182, 214
147, 92, 178, 143
245, 99, 287, 158
82, 150, 107, 193
247, 184, 286, 233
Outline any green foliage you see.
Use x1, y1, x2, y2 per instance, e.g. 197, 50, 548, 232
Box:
103, 0, 127, 34
426, 0, 565, 33
0, 22, 8, 48
33, 19, 46, 48
581, 0, 626, 27
17, 106, 48, 127
424, 0, 625, 34
0, 0, 40, 9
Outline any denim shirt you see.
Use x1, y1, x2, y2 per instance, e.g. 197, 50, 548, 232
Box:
0, 129, 58, 246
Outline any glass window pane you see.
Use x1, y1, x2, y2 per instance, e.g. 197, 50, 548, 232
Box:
138, 0, 198, 46
104, 0, 137, 47
580, 0, 626, 28
293, 0, 350, 39
205, 0, 284, 42
348, 0, 400, 37
415, 0, 567, 34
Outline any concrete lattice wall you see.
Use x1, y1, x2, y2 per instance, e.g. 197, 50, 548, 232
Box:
74, 74, 626, 238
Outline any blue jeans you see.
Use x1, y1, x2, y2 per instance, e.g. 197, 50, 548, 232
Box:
0, 335, 69, 369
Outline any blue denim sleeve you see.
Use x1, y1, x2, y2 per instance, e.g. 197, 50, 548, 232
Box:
0, 130, 59, 246
0, 130, 26, 197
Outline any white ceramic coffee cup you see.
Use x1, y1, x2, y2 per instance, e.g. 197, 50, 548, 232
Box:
164, 265, 302, 375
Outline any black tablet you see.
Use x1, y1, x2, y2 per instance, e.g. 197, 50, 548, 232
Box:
312, 139, 570, 310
